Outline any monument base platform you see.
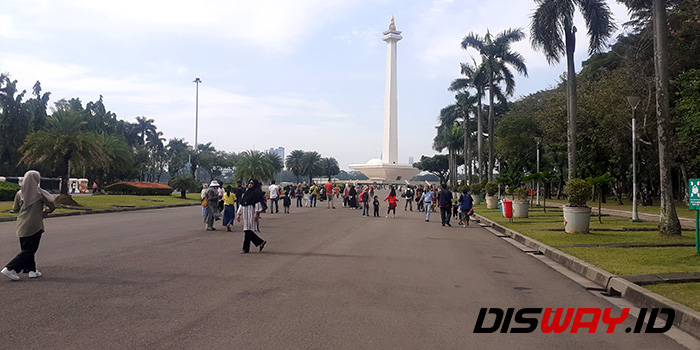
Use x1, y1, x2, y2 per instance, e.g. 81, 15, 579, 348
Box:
349, 159, 419, 184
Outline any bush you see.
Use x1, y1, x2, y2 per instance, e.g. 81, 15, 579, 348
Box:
168, 176, 198, 198
470, 183, 483, 195
104, 182, 173, 195
513, 187, 529, 201
0, 182, 20, 201
484, 181, 498, 196
564, 179, 592, 207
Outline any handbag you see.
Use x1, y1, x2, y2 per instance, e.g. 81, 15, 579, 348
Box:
202, 197, 208, 207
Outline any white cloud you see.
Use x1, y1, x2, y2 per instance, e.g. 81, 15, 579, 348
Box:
1, 0, 360, 52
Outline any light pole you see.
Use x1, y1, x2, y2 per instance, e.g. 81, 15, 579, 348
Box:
627, 96, 641, 222
192, 78, 202, 180
194, 78, 202, 150
535, 137, 541, 206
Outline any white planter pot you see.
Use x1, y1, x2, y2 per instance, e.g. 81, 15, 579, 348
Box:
563, 206, 592, 234
471, 194, 481, 205
513, 201, 529, 218
486, 195, 499, 209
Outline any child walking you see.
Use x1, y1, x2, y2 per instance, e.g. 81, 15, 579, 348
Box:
373, 196, 380, 217
282, 189, 291, 213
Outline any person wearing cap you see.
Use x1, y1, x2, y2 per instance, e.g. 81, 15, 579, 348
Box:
204, 180, 221, 231
2, 170, 56, 281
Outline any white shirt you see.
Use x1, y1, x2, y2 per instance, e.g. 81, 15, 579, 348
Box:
269, 184, 279, 199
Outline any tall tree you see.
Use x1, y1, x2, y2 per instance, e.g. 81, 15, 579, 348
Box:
0, 74, 30, 175
265, 151, 284, 177
285, 150, 305, 183
651, 0, 681, 235
451, 60, 488, 183
301, 151, 322, 184
19, 109, 110, 203
134, 116, 157, 145
462, 28, 528, 181
320, 157, 340, 181
235, 150, 275, 182
530, 0, 616, 180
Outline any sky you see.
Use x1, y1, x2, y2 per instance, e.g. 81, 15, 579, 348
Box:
0, 0, 633, 171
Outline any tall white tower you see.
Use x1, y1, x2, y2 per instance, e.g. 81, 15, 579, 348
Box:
382, 16, 402, 164
349, 16, 419, 183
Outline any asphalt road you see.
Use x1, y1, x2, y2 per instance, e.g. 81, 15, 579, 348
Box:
0, 195, 695, 349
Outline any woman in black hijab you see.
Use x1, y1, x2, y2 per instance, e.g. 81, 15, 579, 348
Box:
236, 178, 267, 253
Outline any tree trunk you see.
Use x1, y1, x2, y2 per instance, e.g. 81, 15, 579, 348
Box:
680, 163, 689, 204
464, 115, 470, 185
653, 0, 681, 236
565, 23, 577, 181
488, 82, 495, 182
477, 95, 484, 183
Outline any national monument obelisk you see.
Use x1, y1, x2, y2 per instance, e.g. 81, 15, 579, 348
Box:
349, 17, 419, 183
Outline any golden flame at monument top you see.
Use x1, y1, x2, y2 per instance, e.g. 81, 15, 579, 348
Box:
389, 16, 396, 31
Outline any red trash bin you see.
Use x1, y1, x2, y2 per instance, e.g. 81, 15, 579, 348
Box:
500, 199, 513, 218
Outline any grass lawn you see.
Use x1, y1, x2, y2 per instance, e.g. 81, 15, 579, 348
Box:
544, 198, 696, 219
471, 202, 700, 309
645, 283, 700, 312
0, 193, 200, 217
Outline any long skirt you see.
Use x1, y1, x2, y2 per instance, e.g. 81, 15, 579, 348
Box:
222, 204, 235, 226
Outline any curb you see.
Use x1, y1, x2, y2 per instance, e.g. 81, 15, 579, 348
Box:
0, 202, 201, 222
473, 213, 700, 339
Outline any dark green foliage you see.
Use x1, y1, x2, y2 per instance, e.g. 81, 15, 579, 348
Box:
168, 176, 198, 198
564, 179, 592, 207
0, 182, 20, 201
484, 181, 498, 196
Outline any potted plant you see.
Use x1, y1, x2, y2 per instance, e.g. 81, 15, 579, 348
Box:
563, 178, 593, 234
484, 181, 499, 209
512, 187, 530, 218
470, 183, 483, 205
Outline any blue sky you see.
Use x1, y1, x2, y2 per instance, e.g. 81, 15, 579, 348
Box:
0, 0, 632, 171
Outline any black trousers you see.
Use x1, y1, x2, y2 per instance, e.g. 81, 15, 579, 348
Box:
6, 231, 43, 273
440, 207, 451, 225
270, 198, 279, 213
242, 230, 264, 253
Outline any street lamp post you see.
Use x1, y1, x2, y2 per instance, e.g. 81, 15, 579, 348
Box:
194, 78, 202, 150
627, 96, 641, 222
535, 137, 541, 206
192, 78, 202, 180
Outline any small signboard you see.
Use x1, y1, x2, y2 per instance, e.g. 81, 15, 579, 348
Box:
690, 179, 700, 210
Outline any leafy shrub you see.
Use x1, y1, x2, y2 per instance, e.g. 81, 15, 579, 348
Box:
168, 176, 198, 198
0, 182, 20, 201
484, 181, 498, 196
513, 187, 529, 201
470, 183, 483, 195
104, 182, 173, 195
564, 179, 592, 207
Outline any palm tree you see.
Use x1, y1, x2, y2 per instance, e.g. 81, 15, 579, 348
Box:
265, 151, 284, 178
235, 150, 275, 182
433, 124, 463, 187
134, 116, 157, 145
530, 0, 616, 180
320, 157, 340, 181
19, 109, 110, 204
450, 60, 488, 183
285, 150, 305, 183
462, 28, 528, 181
300, 151, 322, 184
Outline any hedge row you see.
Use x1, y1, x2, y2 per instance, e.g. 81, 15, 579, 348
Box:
0, 182, 20, 201
104, 182, 173, 195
